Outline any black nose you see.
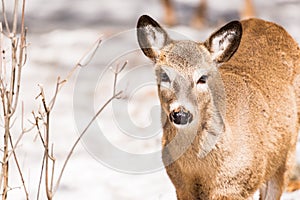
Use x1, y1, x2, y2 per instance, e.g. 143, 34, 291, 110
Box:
169, 109, 193, 125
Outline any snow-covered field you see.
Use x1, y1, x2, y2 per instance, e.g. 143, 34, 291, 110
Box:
4, 0, 300, 199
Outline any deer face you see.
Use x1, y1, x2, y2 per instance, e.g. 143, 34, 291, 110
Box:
154, 41, 215, 127
137, 15, 242, 129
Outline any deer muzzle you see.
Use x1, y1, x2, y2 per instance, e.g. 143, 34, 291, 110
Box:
169, 107, 193, 125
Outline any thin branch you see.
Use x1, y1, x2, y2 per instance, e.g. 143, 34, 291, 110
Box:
53, 91, 122, 194
77, 37, 102, 68
0, 79, 6, 117
2, 112, 10, 200
0, 1, 28, 199
7, 129, 29, 199
8, 37, 17, 115
34, 114, 46, 148
37, 85, 52, 199
7, 102, 28, 199
21, 29, 28, 67
34, 35, 110, 199
0, 23, 3, 83
50, 143, 55, 194
111, 61, 127, 97
7, 102, 34, 161
36, 153, 46, 200
48, 77, 63, 111
12, 0, 19, 36
38, 85, 49, 113
44, 116, 51, 200
1, 0, 11, 34
0, 186, 22, 195
49, 37, 102, 105
11, 0, 27, 116
52, 59, 126, 194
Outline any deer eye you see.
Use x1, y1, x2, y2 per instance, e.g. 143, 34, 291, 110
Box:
161, 71, 170, 82
197, 75, 208, 84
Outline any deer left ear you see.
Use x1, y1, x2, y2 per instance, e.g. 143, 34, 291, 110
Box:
204, 20, 242, 63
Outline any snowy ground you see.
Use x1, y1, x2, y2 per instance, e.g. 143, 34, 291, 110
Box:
3, 0, 300, 199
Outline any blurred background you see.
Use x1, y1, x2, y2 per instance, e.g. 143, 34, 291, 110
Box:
2, 0, 300, 199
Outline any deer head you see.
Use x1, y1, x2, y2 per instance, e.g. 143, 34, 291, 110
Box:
137, 15, 242, 156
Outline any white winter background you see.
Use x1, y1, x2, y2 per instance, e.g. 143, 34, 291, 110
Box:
3, 0, 300, 199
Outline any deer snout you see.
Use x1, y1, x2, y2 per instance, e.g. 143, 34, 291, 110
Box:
169, 107, 193, 125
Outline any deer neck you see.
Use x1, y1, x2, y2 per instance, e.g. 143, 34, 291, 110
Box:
197, 99, 225, 158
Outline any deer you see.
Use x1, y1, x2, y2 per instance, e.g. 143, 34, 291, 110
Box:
161, 0, 255, 28
136, 15, 300, 199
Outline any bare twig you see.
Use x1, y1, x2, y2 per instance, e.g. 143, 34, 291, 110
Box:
7, 102, 35, 161
12, 0, 19, 35
48, 77, 63, 112
53, 91, 122, 194
37, 85, 52, 200
36, 153, 46, 200
34, 112, 46, 149
7, 129, 29, 199
77, 37, 102, 68
52, 60, 126, 195
1, 0, 28, 199
111, 60, 128, 97
1, 0, 11, 34
11, 0, 27, 116
50, 144, 55, 194
33, 35, 103, 200
48, 37, 102, 108
2, 115, 9, 200
6, 102, 29, 200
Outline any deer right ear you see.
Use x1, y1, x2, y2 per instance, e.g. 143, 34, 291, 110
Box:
137, 15, 171, 62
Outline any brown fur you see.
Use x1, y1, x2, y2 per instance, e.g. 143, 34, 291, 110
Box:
137, 16, 300, 199
287, 180, 300, 192
218, 18, 300, 199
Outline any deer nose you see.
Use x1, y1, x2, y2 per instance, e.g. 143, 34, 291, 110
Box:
169, 107, 193, 125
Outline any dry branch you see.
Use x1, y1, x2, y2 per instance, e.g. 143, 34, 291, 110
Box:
53, 91, 123, 194
33, 36, 127, 200
0, 0, 28, 199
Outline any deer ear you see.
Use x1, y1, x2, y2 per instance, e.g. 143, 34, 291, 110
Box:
204, 20, 242, 63
137, 15, 171, 62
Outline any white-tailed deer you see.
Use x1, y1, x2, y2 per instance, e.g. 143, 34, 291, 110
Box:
137, 15, 300, 199
161, 0, 255, 28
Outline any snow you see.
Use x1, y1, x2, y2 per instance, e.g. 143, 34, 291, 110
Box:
3, 0, 300, 199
